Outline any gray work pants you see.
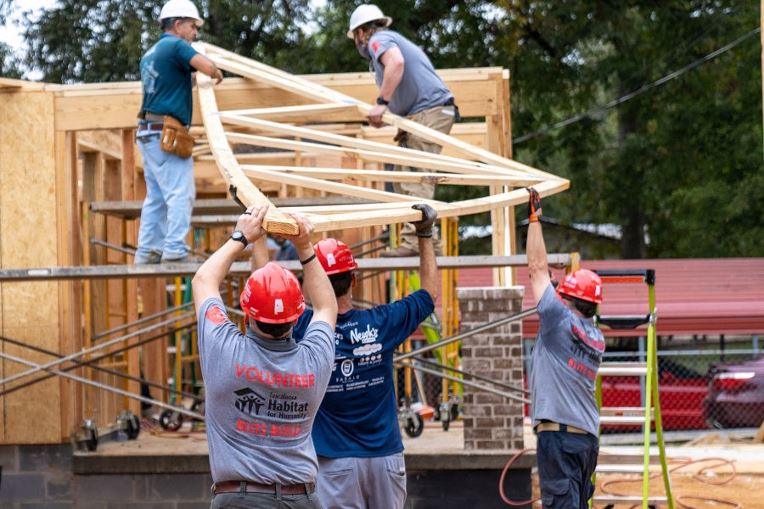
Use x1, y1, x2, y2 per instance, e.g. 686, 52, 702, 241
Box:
393, 105, 456, 253
316, 453, 407, 509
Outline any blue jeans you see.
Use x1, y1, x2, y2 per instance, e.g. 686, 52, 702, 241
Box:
135, 134, 195, 263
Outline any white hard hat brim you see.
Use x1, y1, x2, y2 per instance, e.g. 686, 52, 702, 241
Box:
346, 16, 392, 39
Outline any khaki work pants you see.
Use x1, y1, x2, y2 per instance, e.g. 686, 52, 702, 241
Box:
393, 105, 456, 252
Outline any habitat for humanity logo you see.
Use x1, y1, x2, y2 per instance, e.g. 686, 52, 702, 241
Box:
234, 387, 266, 415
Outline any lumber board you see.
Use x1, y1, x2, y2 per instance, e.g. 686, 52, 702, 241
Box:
306, 179, 568, 232
221, 114, 525, 178
225, 131, 523, 177
226, 103, 363, 123
89, 197, 373, 219
0, 254, 572, 281
240, 165, 542, 186
56, 130, 84, 439
195, 50, 298, 235
241, 165, 438, 203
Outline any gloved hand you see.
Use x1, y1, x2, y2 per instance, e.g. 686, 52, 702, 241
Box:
411, 203, 437, 238
528, 187, 542, 223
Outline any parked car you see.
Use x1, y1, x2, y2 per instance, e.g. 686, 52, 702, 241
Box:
600, 357, 709, 431
704, 356, 764, 429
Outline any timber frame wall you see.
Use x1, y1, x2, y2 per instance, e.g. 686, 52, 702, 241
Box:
0, 66, 519, 445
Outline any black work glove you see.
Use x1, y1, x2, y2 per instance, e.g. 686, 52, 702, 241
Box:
411, 203, 437, 238
527, 187, 542, 223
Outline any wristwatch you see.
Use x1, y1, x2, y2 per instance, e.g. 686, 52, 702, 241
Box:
230, 230, 248, 248
376, 96, 389, 106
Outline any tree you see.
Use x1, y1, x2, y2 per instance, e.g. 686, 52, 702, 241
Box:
16, 0, 314, 83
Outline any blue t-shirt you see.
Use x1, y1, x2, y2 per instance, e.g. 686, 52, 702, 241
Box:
139, 34, 198, 126
293, 289, 435, 458
530, 285, 604, 436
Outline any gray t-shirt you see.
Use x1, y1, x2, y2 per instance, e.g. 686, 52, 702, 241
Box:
530, 285, 604, 436
368, 30, 453, 116
197, 298, 334, 484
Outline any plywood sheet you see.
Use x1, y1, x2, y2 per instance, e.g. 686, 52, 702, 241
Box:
0, 90, 62, 443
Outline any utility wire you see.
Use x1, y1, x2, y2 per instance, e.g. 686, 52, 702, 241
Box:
513, 26, 761, 145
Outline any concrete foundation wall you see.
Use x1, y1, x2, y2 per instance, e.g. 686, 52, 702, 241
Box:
0, 444, 532, 509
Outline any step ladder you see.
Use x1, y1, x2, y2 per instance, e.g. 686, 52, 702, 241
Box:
592, 269, 674, 509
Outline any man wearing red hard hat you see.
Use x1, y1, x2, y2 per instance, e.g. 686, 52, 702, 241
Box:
193, 205, 337, 509
291, 203, 438, 509
525, 188, 604, 509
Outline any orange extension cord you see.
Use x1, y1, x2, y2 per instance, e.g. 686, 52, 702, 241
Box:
498, 451, 743, 508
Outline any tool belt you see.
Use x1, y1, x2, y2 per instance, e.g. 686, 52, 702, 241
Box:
535, 421, 589, 435
158, 115, 194, 158
213, 480, 316, 496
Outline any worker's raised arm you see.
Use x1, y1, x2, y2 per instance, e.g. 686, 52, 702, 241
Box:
526, 188, 551, 305
193, 206, 267, 311
251, 236, 270, 271
281, 214, 337, 330
412, 204, 438, 300
190, 54, 223, 84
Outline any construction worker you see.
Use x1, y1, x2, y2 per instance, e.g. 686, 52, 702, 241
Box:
135, 0, 223, 264
348, 4, 457, 257
289, 204, 438, 509
525, 188, 604, 508
193, 205, 337, 509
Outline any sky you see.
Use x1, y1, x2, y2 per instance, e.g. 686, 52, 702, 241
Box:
0, 0, 54, 50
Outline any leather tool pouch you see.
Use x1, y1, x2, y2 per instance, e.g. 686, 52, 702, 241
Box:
160, 116, 194, 158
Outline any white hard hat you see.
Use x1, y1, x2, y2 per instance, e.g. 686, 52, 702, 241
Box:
159, 0, 204, 28
347, 4, 392, 39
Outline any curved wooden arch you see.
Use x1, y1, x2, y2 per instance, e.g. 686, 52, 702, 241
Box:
194, 43, 569, 235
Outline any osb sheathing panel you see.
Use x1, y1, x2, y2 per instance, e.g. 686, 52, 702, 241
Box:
0, 91, 62, 443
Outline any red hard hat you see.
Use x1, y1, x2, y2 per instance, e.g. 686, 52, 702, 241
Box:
240, 262, 305, 324
314, 238, 358, 275
557, 269, 603, 304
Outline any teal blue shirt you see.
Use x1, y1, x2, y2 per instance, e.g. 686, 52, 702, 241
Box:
139, 34, 198, 126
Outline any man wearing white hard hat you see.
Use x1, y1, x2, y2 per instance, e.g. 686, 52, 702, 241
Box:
135, 0, 223, 264
349, 4, 458, 257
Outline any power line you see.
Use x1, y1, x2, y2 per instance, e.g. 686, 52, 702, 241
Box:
513, 26, 761, 145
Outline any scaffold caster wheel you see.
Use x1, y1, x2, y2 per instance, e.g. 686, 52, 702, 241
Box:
83, 420, 98, 452
125, 412, 141, 440
404, 414, 424, 438
159, 409, 183, 431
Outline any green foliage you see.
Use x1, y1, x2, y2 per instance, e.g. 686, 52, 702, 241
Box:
6, 0, 763, 257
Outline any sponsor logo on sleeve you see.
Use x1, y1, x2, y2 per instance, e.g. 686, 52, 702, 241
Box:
371, 40, 381, 55
205, 306, 228, 326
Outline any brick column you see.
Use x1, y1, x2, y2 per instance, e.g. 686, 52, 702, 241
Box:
458, 287, 525, 450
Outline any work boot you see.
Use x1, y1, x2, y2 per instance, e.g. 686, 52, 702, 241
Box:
134, 250, 162, 265
160, 254, 206, 264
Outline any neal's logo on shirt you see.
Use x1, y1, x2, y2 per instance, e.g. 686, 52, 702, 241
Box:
371, 41, 381, 55
350, 324, 379, 344
234, 387, 266, 415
